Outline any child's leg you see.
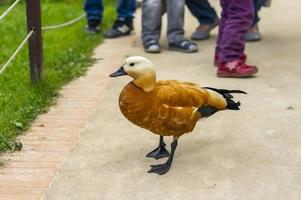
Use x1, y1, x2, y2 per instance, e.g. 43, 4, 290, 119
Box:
216, 0, 258, 77
186, 0, 218, 26
215, 0, 228, 58
117, 0, 136, 22
253, 0, 265, 27
166, 0, 185, 44
218, 0, 254, 63
243, 0, 264, 42
142, 0, 165, 47
84, 0, 104, 24
104, 0, 136, 38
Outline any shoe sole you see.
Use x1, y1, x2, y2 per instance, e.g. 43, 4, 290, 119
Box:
191, 35, 210, 41
169, 47, 199, 53
104, 31, 132, 39
144, 49, 161, 54
245, 37, 262, 42
217, 71, 258, 78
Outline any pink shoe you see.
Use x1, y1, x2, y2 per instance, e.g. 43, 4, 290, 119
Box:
214, 54, 247, 67
217, 59, 258, 78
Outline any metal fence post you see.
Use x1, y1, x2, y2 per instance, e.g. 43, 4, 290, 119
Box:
25, 0, 43, 84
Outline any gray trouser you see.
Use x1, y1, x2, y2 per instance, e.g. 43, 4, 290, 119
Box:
141, 0, 185, 46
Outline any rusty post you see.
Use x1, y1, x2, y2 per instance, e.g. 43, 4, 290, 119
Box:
25, 0, 43, 83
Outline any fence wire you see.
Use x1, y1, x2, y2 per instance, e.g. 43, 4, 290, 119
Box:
0, 30, 34, 75
0, 0, 86, 76
42, 13, 86, 31
0, 0, 22, 21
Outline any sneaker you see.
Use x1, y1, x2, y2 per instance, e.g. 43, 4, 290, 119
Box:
217, 59, 259, 78
169, 40, 198, 53
85, 20, 101, 34
104, 20, 133, 38
191, 18, 219, 41
144, 41, 160, 53
214, 54, 247, 67
244, 25, 262, 42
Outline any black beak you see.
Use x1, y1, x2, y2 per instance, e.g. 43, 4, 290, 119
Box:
109, 66, 127, 77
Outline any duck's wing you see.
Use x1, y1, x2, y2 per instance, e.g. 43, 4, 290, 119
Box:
155, 80, 208, 108
154, 81, 230, 121
150, 81, 210, 134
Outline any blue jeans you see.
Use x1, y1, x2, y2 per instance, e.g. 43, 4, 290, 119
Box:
186, 0, 218, 25
253, 0, 265, 26
186, 0, 264, 26
84, 0, 136, 22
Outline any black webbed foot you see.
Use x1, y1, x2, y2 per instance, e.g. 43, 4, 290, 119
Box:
147, 138, 178, 175
146, 136, 169, 159
148, 162, 171, 175
146, 146, 170, 160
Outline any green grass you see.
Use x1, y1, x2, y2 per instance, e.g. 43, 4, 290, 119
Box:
0, 0, 116, 152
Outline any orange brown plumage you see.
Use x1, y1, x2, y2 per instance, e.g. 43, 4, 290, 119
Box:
119, 80, 227, 138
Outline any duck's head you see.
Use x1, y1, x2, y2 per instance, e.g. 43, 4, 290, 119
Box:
110, 56, 156, 92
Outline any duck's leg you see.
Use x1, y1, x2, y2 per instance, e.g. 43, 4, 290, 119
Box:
148, 137, 178, 175
146, 136, 170, 160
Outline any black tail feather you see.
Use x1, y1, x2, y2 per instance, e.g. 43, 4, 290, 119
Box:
204, 87, 247, 95
226, 100, 241, 110
204, 87, 246, 110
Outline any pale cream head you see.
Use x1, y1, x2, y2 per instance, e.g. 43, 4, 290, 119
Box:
122, 56, 156, 92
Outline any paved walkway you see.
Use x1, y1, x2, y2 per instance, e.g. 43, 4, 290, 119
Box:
1, 1, 301, 199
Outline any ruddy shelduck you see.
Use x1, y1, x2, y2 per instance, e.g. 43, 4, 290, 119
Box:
110, 56, 246, 175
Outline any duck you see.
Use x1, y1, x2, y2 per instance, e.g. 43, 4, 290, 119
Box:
110, 56, 246, 175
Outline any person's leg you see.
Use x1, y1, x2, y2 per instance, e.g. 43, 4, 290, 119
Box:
84, 0, 103, 24
244, 0, 264, 41
217, 0, 258, 77
84, 0, 103, 33
218, 0, 254, 63
167, 0, 198, 53
142, 0, 164, 53
167, 0, 185, 44
117, 0, 136, 22
253, 0, 264, 26
186, 0, 218, 25
104, 0, 136, 38
215, 0, 228, 58
187, 0, 219, 40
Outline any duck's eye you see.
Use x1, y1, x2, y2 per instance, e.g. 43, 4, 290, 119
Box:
129, 63, 135, 67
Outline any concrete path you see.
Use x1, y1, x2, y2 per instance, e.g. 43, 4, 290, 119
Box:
45, 1, 301, 199
2, 0, 301, 199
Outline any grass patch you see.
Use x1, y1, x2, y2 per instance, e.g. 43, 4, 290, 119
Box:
0, 0, 116, 152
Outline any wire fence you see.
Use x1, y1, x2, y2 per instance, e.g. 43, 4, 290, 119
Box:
0, 30, 34, 74
42, 13, 86, 31
0, 0, 86, 81
0, 0, 22, 21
